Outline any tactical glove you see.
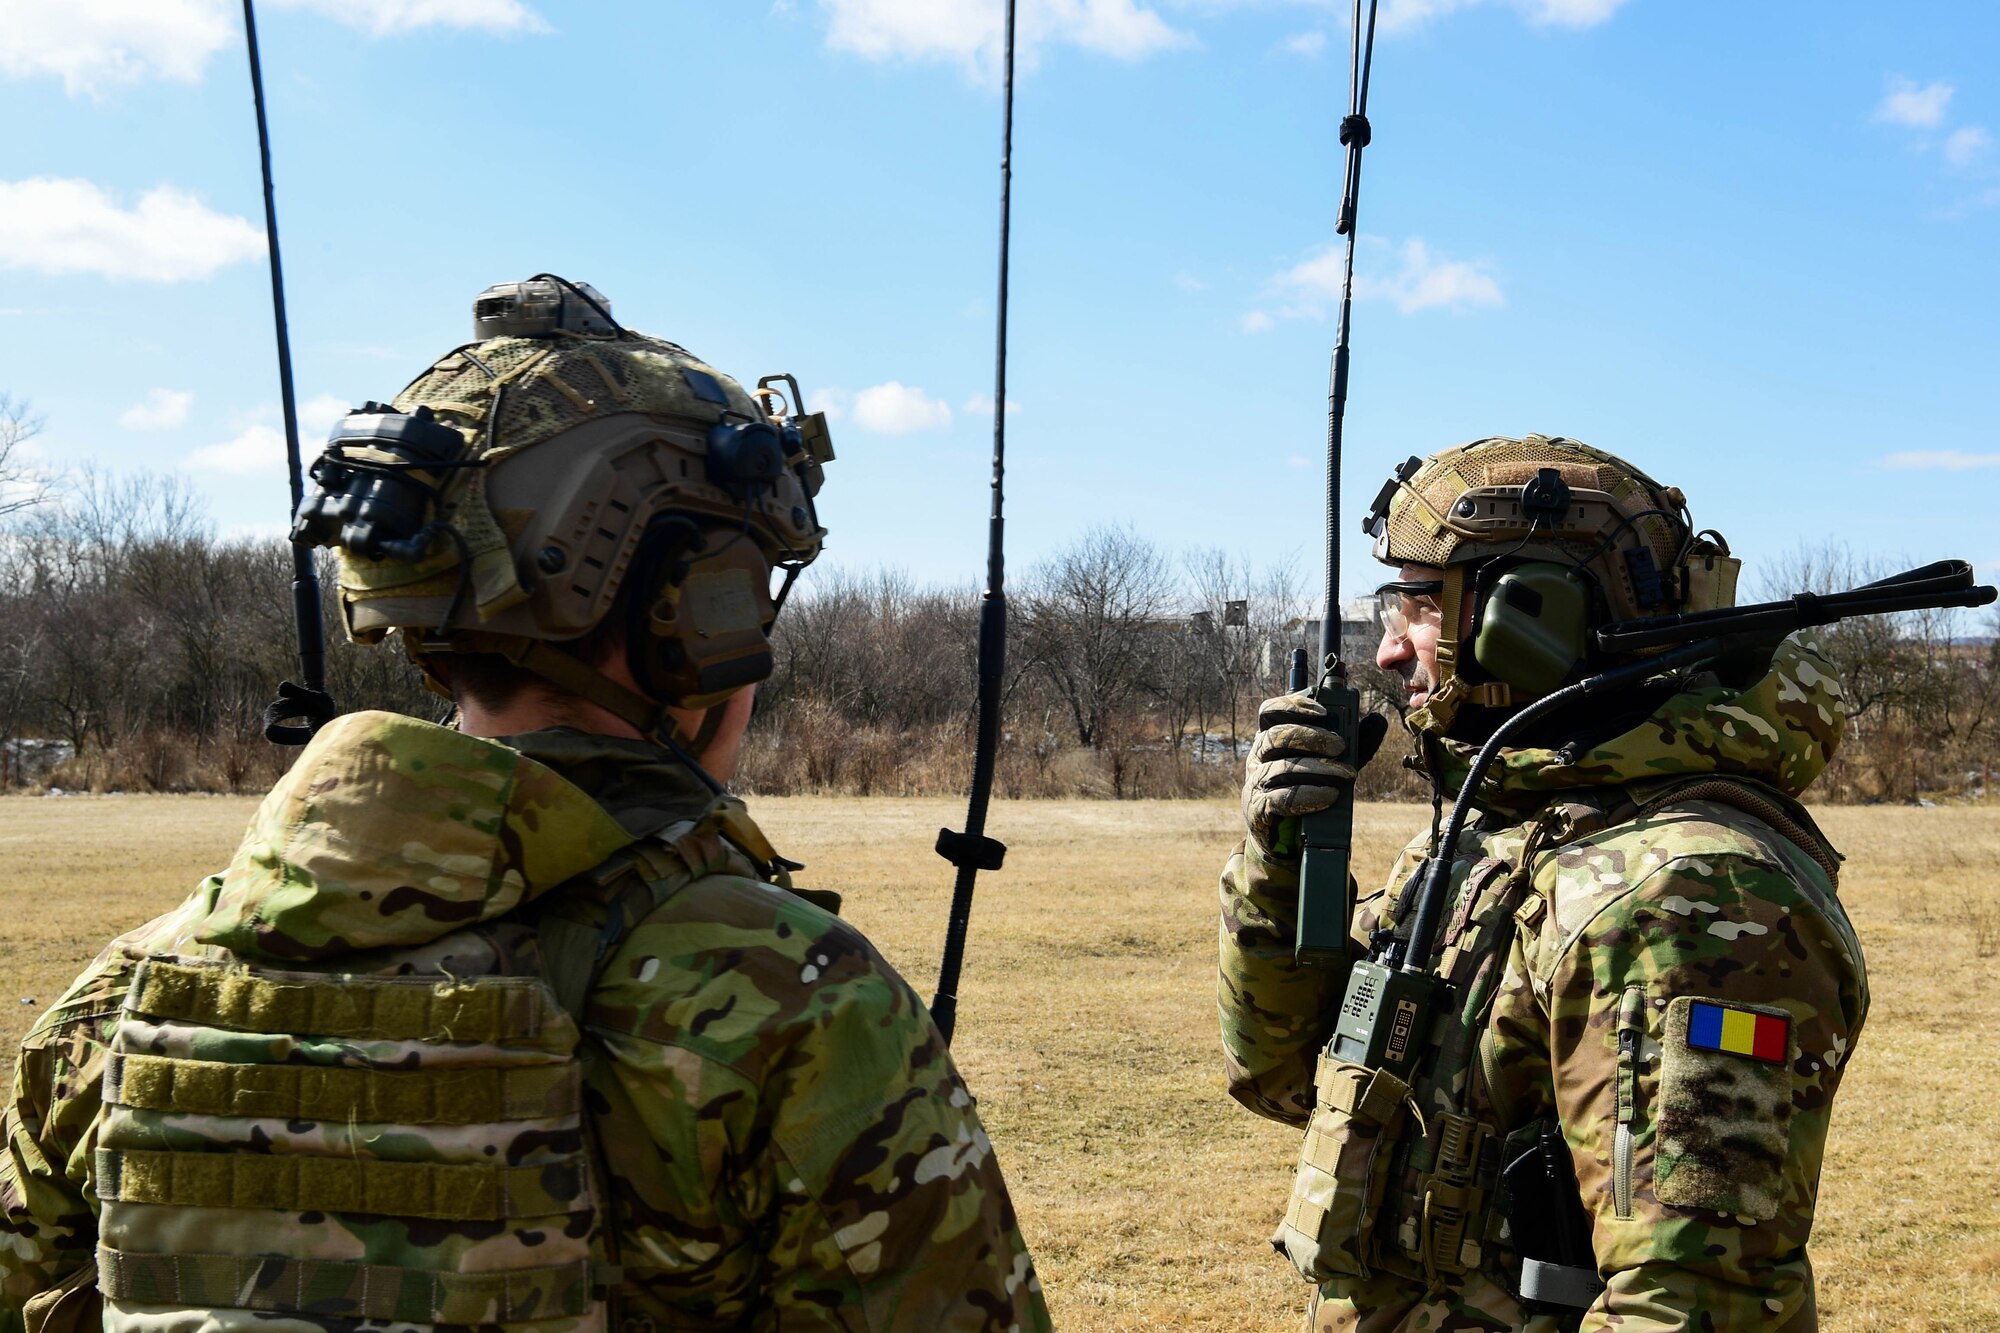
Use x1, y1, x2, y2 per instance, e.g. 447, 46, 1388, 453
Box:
1242, 692, 1389, 856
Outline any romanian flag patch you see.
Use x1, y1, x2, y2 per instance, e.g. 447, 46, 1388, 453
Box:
1685, 1000, 1789, 1064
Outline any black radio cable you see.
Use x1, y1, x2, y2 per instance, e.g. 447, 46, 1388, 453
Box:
931, 0, 1020, 1046
243, 0, 338, 746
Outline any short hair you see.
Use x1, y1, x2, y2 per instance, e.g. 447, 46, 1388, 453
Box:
437, 597, 629, 713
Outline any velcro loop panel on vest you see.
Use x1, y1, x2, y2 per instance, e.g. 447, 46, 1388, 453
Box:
96, 1148, 588, 1221
128, 961, 554, 1045
97, 1244, 592, 1323
105, 1052, 578, 1125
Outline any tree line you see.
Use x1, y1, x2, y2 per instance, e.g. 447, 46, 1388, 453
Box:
0, 415, 1993, 803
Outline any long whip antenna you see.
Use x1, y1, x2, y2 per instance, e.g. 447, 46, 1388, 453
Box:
1285, 0, 1380, 966
242, 0, 337, 746
931, 0, 1020, 1045
1320, 0, 1380, 668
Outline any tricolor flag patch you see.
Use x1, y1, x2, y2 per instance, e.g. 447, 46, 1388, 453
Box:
1685, 1000, 1789, 1064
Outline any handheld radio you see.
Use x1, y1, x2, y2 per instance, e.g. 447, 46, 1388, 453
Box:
1285, 0, 1380, 971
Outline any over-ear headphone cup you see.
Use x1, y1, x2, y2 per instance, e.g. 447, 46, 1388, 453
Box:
1471, 564, 1593, 698
620, 516, 706, 701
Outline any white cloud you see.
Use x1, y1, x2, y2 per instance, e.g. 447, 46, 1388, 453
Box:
0, 178, 264, 282
119, 389, 194, 431
0, 0, 233, 96
1883, 449, 2000, 471
186, 394, 349, 474
1361, 239, 1503, 312
851, 381, 953, 433
1280, 30, 1325, 57
1261, 236, 1502, 320
268, 0, 548, 36
963, 393, 1021, 416
1380, 0, 1625, 33
188, 424, 286, 475
1239, 309, 1275, 334
299, 393, 351, 438
1874, 77, 1954, 129
0, 0, 546, 95
809, 386, 852, 422
816, 0, 1191, 76
1945, 125, 1992, 168
1174, 271, 1208, 293
1520, 0, 1624, 25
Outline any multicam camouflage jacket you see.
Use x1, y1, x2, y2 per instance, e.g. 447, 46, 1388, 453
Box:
1220, 636, 1870, 1332
1, 712, 1049, 1333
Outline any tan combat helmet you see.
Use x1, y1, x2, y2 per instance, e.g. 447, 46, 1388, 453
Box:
292, 276, 834, 736
1362, 434, 1739, 736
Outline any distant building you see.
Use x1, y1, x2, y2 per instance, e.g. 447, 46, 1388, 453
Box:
1271, 598, 1379, 678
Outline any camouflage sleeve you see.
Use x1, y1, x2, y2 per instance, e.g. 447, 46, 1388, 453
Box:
1217, 838, 1356, 1125
1537, 847, 1867, 1331
585, 875, 1049, 1332
0, 966, 126, 1331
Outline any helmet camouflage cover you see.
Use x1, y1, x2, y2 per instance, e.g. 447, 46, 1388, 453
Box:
322, 313, 833, 714
1363, 433, 1739, 733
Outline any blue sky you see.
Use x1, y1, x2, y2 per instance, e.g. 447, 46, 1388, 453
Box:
2, 0, 1996, 611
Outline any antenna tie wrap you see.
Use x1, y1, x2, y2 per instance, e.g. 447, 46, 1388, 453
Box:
1340, 114, 1373, 148
936, 829, 1006, 873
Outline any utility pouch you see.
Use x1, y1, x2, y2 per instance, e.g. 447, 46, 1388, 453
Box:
23, 1260, 101, 1333
1272, 1050, 1414, 1283
1497, 1119, 1604, 1312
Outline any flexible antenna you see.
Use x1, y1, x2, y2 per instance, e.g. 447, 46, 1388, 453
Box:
931, 0, 1019, 1045
1321, 0, 1379, 668
243, 0, 338, 745
1285, 0, 1380, 965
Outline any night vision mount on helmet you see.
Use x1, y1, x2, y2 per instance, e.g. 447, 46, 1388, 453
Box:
288, 276, 835, 758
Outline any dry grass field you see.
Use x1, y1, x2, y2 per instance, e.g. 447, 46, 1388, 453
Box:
2, 794, 1997, 1330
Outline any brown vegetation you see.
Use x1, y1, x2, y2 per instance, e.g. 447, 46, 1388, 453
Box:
3, 794, 1995, 1330
0, 470, 1992, 806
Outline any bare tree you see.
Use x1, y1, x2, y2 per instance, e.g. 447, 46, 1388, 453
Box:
0, 394, 51, 520
1020, 526, 1174, 749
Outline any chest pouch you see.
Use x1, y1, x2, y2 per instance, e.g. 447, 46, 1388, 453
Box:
1272, 1055, 1419, 1283
1278, 815, 1580, 1293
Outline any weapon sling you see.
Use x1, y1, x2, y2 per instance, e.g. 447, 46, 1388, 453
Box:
931, 0, 1020, 1045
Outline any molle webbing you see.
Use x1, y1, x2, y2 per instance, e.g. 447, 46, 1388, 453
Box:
97, 954, 606, 1332
95, 1147, 587, 1221
128, 960, 558, 1045
105, 1050, 579, 1125
97, 1245, 595, 1323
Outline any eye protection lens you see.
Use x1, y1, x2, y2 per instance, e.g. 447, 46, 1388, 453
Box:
1374, 580, 1444, 640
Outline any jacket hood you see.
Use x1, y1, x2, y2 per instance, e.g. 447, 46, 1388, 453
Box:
196, 711, 636, 962
1428, 633, 1847, 814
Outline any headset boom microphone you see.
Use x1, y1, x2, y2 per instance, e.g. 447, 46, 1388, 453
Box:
1286, 0, 1382, 970
931, 0, 1020, 1045
242, 0, 338, 746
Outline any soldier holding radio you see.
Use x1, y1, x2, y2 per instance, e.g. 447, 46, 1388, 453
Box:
1221, 434, 1868, 1331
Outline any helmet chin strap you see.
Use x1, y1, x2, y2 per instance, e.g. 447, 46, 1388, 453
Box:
433, 629, 704, 755
1405, 564, 1515, 737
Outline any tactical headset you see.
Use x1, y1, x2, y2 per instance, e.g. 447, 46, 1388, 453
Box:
1364, 438, 1740, 735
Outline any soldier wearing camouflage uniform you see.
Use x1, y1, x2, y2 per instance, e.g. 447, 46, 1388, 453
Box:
1, 286, 1050, 1333
1220, 435, 1867, 1331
